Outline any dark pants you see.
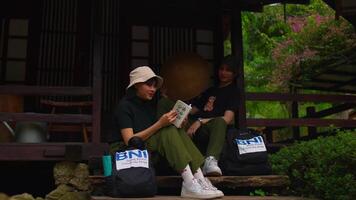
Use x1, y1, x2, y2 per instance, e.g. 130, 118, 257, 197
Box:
192, 117, 227, 160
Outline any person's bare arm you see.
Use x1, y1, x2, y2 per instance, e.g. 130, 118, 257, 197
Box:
186, 110, 234, 137
189, 106, 199, 115
198, 110, 235, 125
222, 110, 234, 124
187, 118, 212, 137
121, 110, 177, 145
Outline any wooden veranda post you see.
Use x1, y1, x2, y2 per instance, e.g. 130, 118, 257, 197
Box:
92, 0, 102, 144
231, 1, 246, 129
306, 106, 317, 138
291, 87, 300, 140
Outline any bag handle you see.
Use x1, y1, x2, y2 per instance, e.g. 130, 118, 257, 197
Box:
128, 136, 146, 150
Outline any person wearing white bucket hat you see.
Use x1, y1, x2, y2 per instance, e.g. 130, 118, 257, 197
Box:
112, 66, 223, 199
126, 66, 163, 90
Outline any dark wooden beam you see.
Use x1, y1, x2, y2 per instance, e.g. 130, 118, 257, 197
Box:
0, 112, 92, 123
246, 92, 356, 102
291, 101, 300, 140
297, 86, 356, 94
261, 0, 310, 4
215, 1, 225, 67
335, 0, 342, 20
90, 175, 290, 189
92, 0, 103, 144
306, 106, 317, 138
0, 86, 92, 96
264, 103, 356, 133
92, 196, 310, 200
26, 0, 43, 86
323, 70, 356, 77
0, 19, 9, 84
48, 124, 92, 133
310, 77, 354, 85
231, 1, 247, 128
157, 175, 289, 188
330, 77, 356, 90
308, 103, 356, 118
223, 0, 310, 12
0, 143, 108, 161
247, 118, 356, 127
291, 88, 300, 140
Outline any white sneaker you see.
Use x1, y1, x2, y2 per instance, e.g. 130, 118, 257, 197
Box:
200, 178, 224, 198
181, 178, 218, 199
203, 156, 222, 176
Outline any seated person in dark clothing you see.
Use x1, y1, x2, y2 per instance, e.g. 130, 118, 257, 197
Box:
187, 55, 238, 176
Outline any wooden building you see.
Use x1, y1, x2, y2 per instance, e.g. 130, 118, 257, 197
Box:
0, 0, 355, 162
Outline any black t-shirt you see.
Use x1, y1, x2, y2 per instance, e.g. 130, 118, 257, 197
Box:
112, 91, 156, 141
193, 82, 238, 118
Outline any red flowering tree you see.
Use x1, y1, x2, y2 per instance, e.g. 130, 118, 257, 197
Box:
270, 12, 356, 91
227, 0, 356, 119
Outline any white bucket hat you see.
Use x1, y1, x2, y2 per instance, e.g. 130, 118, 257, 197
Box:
127, 66, 163, 89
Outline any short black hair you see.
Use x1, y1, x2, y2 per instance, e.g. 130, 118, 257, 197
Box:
221, 55, 237, 74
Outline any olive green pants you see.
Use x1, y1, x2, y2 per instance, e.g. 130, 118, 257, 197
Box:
192, 117, 227, 160
154, 97, 227, 171
146, 125, 204, 172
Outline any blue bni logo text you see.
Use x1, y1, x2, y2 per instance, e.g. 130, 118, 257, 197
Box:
116, 149, 148, 161
235, 136, 264, 145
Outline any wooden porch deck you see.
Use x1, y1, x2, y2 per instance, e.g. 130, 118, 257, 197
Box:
90, 175, 290, 188
90, 175, 296, 199
91, 195, 314, 200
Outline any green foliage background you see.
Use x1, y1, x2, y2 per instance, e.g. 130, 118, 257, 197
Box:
224, 0, 355, 137
269, 131, 356, 200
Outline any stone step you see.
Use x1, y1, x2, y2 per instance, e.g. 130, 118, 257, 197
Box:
91, 195, 314, 200
91, 175, 294, 199
90, 175, 290, 189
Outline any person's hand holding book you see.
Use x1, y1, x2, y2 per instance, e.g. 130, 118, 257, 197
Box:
158, 110, 177, 128
171, 100, 192, 128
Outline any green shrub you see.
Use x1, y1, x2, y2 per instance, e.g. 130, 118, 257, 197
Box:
269, 130, 356, 200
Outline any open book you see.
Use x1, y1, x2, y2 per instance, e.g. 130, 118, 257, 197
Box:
172, 100, 192, 128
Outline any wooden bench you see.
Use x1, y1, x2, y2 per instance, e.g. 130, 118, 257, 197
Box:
90, 174, 289, 189
41, 99, 92, 142
91, 196, 313, 200
156, 175, 289, 189
90, 175, 294, 199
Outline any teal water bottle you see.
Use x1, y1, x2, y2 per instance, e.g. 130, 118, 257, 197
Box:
102, 152, 112, 176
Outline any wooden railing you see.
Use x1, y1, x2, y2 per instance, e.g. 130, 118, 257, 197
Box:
245, 92, 356, 142
246, 92, 356, 102
0, 85, 107, 161
0, 86, 94, 126
0, 86, 92, 96
0, 85, 99, 139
